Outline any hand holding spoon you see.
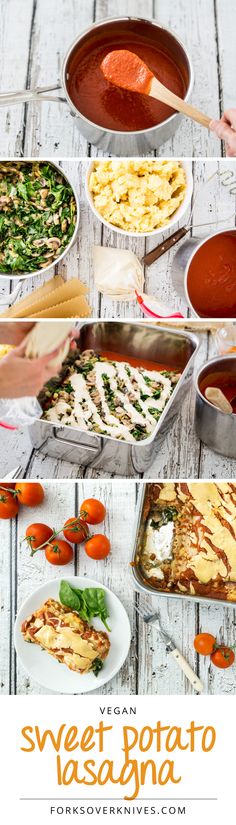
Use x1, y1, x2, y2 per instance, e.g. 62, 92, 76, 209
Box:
101, 50, 212, 129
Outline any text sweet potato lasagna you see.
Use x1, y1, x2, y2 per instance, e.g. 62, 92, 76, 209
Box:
135, 482, 236, 601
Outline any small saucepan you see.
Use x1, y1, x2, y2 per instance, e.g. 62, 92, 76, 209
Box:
195, 355, 236, 458
0, 17, 193, 155
172, 228, 236, 318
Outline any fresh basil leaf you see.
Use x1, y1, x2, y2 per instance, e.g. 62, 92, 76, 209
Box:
59, 581, 110, 630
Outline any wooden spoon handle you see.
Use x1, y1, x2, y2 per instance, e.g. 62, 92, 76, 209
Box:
142, 226, 189, 266
151, 77, 212, 128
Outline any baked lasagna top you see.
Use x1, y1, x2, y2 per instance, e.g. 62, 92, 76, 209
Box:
21, 598, 110, 675
136, 482, 236, 601
42, 348, 181, 443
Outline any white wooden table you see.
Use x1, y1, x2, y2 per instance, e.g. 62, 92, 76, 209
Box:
1, 479, 235, 696
0, 0, 235, 158
1, 327, 236, 479
1, 158, 236, 313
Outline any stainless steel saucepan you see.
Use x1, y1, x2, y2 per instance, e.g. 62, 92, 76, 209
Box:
195, 354, 236, 458
172, 228, 236, 318
0, 17, 194, 155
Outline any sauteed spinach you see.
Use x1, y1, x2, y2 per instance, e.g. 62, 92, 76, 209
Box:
0, 162, 77, 273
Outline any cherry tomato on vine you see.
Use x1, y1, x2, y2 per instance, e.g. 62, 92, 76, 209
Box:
84, 534, 111, 560
63, 517, 89, 544
194, 633, 216, 655
211, 646, 235, 669
80, 498, 106, 525
25, 523, 54, 551
45, 539, 73, 565
15, 482, 44, 507
0, 490, 19, 519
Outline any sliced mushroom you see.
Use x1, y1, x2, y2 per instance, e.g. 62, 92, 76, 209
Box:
205, 386, 233, 414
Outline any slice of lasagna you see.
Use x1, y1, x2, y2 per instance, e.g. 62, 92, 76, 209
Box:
21, 598, 110, 675
137, 482, 236, 601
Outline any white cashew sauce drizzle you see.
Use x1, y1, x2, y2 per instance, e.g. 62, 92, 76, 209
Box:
44, 355, 178, 443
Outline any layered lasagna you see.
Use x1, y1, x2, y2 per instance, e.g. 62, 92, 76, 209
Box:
21, 598, 110, 675
136, 482, 236, 601
42, 349, 180, 443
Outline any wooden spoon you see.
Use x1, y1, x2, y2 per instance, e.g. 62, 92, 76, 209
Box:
101, 49, 212, 129
205, 387, 233, 414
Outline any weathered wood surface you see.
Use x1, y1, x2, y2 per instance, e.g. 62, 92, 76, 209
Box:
0, 0, 234, 158
1, 157, 236, 311
1, 479, 235, 696
1, 327, 236, 480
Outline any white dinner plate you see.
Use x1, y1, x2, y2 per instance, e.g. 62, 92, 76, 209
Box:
14, 577, 131, 694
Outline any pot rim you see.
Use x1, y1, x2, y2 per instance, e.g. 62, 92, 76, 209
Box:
184, 227, 236, 318
61, 15, 194, 136
0, 159, 80, 282
195, 353, 236, 414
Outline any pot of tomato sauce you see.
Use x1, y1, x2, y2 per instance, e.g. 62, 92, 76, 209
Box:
172, 229, 236, 318
61, 16, 193, 154
195, 355, 236, 458
0, 17, 193, 154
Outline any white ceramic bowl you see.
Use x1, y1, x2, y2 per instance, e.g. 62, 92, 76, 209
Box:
85, 159, 193, 238
0, 161, 80, 281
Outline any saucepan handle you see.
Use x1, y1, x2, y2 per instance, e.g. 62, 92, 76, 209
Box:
0, 85, 66, 107
142, 226, 189, 266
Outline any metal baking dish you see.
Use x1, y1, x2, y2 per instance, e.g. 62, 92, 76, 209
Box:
29, 321, 199, 476
131, 483, 236, 607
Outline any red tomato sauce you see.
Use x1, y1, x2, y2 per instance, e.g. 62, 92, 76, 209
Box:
67, 33, 187, 132
187, 232, 236, 318
200, 371, 236, 413
101, 50, 154, 94
100, 351, 180, 372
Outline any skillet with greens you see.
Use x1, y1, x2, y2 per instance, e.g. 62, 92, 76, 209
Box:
0, 162, 77, 274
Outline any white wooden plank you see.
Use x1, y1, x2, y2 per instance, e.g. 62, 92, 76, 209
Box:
0, 0, 34, 156
216, 0, 236, 113
153, 0, 220, 157
0, 0, 227, 157
0, 426, 33, 478
16, 480, 76, 693
75, 479, 137, 694
23, 0, 95, 157
137, 592, 198, 695
197, 599, 236, 696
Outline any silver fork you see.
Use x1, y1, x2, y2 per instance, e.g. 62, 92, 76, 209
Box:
135, 600, 203, 693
